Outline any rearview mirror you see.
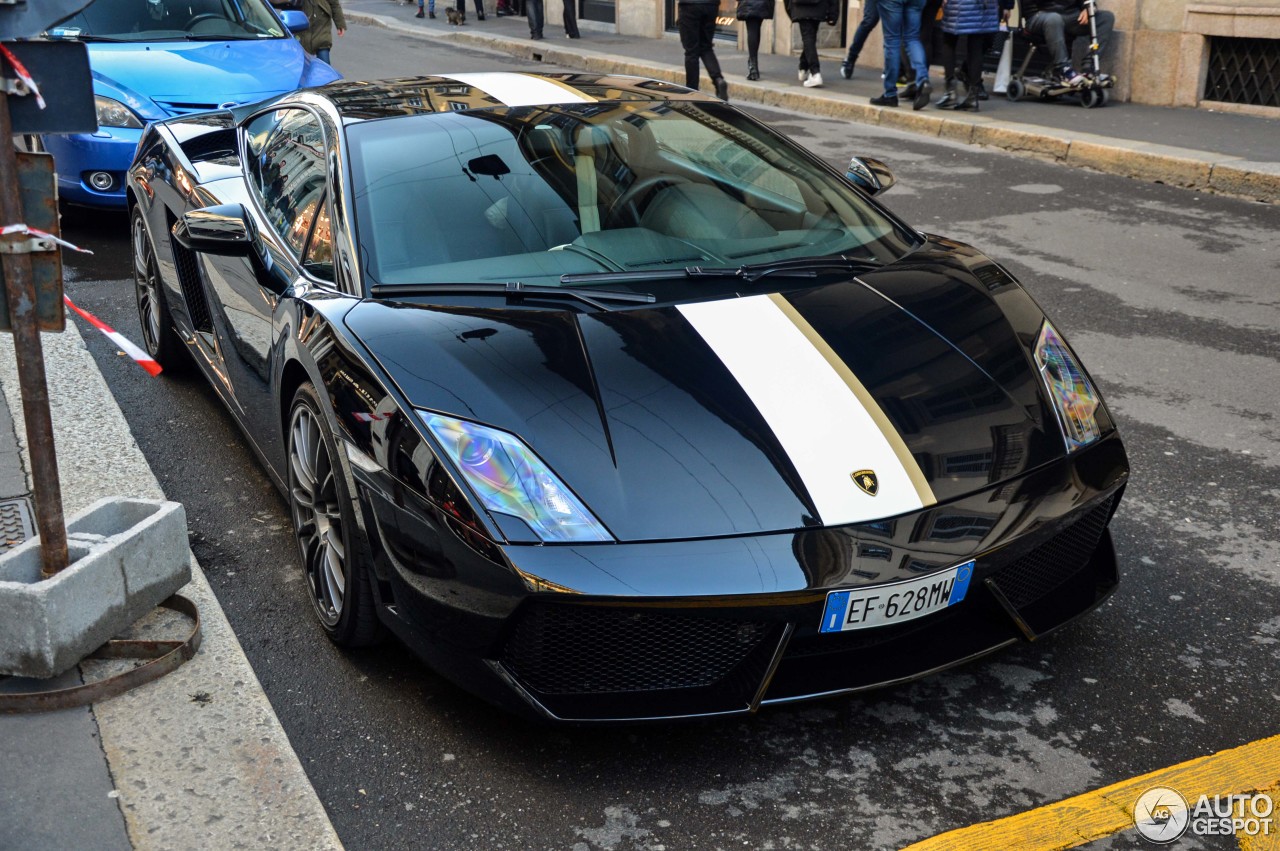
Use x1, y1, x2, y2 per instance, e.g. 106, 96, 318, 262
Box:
173, 204, 255, 257
845, 157, 896, 196
279, 10, 309, 32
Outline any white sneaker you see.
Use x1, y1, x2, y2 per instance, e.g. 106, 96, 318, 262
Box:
803, 72, 824, 88
798, 69, 809, 82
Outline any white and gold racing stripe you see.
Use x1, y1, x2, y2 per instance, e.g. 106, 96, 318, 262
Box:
678, 293, 936, 526
440, 72, 596, 107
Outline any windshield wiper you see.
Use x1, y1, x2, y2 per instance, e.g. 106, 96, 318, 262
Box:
184, 32, 262, 40
369, 281, 656, 311
47, 33, 127, 41
560, 255, 877, 286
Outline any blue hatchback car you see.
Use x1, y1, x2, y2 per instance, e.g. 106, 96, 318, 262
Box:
42, 0, 341, 208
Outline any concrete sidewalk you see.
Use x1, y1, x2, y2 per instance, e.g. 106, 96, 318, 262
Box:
343, 0, 1280, 203
0, 326, 342, 849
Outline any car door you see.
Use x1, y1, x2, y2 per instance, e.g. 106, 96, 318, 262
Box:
200, 106, 337, 475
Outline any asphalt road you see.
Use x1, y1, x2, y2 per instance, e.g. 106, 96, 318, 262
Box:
59, 25, 1280, 851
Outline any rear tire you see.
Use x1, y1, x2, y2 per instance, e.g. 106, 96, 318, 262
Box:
1006, 80, 1026, 102
1080, 88, 1104, 108
131, 207, 187, 370
287, 382, 383, 647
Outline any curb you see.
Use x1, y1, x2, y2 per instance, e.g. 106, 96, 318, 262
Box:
347, 10, 1279, 204
0, 326, 343, 850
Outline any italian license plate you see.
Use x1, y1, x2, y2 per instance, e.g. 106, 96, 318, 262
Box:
819, 560, 975, 633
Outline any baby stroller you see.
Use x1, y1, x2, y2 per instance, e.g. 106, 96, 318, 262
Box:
1005, 0, 1115, 108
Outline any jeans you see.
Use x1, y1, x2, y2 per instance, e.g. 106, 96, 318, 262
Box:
525, 0, 544, 36
677, 3, 723, 89
416, 0, 435, 12
1026, 8, 1114, 71
844, 0, 880, 66
879, 0, 927, 95
315, 47, 331, 64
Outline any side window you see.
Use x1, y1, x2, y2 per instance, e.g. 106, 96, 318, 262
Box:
244, 108, 328, 260
302, 195, 335, 282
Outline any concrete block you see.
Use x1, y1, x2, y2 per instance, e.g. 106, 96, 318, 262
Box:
1128, 30, 1182, 105
0, 498, 190, 678
1208, 161, 1280, 203
878, 109, 946, 136
1173, 32, 1208, 107
1066, 140, 1212, 189
971, 124, 1070, 160
938, 119, 977, 144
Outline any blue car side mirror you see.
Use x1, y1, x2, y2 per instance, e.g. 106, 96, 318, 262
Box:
280, 10, 309, 32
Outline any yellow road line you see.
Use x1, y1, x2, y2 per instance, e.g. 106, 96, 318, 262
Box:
904, 734, 1280, 851
1239, 784, 1280, 851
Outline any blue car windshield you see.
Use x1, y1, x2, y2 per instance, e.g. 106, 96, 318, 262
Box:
49, 0, 286, 40
345, 100, 917, 291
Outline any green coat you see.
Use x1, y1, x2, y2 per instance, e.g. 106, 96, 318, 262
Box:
299, 0, 346, 54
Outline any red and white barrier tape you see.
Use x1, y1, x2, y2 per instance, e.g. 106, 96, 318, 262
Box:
62, 295, 162, 377
0, 44, 47, 110
353, 412, 393, 422
1, 224, 92, 254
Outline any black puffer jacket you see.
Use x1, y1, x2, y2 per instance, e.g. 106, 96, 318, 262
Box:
784, 0, 838, 22
736, 0, 775, 19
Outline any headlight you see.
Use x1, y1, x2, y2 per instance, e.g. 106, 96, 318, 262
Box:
420, 413, 612, 543
1034, 320, 1101, 451
95, 96, 143, 129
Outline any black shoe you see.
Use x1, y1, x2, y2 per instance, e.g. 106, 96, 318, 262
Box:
955, 88, 980, 111
839, 61, 853, 80
870, 93, 899, 107
746, 59, 759, 81
476, 11, 484, 19
714, 76, 729, 101
428, 9, 435, 16
900, 82, 917, 98
977, 81, 988, 101
415, 7, 423, 16
935, 85, 958, 109
530, 31, 543, 39
912, 79, 931, 110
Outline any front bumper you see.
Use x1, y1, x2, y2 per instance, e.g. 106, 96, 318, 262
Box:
43, 128, 142, 208
369, 434, 1128, 722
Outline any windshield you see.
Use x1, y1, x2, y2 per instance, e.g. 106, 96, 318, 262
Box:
49, 0, 286, 40
346, 101, 917, 293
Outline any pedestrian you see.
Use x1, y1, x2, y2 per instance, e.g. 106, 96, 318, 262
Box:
934, 0, 1008, 109
525, 0, 544, 38
1024, 0, 1115, 86
460, 0, 485, 20
735, 0, 775, 81
563, 0, 580, 37
414, 0, 434, 18
839, 0, 879, 79
871, 0, 929, 108
677, 0, 729, 100
299, 0, 346, 66
785, 0, 839, 87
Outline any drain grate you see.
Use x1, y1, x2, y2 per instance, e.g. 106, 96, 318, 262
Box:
0, 496, 34, 552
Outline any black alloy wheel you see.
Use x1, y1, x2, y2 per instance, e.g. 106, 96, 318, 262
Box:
130, 207, 185, 368
287, 382, 382, 646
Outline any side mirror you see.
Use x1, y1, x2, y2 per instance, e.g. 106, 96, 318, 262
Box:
845, 157, 896, 196
173, 204, 255, 257
279, 9, 309, 32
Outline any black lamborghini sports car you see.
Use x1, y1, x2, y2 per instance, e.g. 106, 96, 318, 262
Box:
126, 74, 1128, 722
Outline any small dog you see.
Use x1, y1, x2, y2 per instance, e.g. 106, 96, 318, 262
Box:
445, 6, 464, 23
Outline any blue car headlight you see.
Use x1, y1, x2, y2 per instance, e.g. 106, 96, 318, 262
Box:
95, 95, 143, 129
420, 413, 612, 543
1034, 320, 1101, 451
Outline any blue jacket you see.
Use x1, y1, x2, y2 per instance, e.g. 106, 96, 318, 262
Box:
941, 0, 1000, 34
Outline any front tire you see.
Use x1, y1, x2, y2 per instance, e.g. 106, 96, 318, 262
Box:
287, 382, 382, 647
131, 207, 187, 370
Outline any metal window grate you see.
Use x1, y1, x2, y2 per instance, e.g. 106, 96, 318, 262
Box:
1204, 37, 1280, 108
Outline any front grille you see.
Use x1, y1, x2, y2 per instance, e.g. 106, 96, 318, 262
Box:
1204, 37, 1280, 108
991, 496, 1114, 608
157, 100, 220, 116
502, 604, 771, 696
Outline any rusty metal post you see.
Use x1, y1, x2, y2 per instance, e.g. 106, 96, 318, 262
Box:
0, 89, 68, 577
